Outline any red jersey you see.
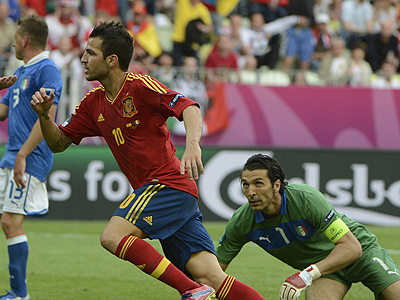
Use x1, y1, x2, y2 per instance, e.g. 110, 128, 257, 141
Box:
59, 73, 199, 197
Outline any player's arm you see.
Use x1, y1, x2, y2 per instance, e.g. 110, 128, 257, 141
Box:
31, 87, 73, 153
0, 103, 8, 121
279, 218, 362, 300
13, 104, 58, 188
316, 219, 362, 274
180, 104, 204, 180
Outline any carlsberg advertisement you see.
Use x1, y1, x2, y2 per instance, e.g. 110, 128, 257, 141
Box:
6, 146, 399, 226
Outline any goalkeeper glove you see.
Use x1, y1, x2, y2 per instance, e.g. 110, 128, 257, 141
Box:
279, 264, 321, 300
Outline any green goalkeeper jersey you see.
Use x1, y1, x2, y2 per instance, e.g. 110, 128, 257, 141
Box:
217, 183, 379, 270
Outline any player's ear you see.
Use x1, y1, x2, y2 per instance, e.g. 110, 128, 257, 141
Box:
274, 179, 281, 193
107, 54, 119, 68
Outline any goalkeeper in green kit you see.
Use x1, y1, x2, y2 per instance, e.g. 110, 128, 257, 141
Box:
216, 154, 400, 300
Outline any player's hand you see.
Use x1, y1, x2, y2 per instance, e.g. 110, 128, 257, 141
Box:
180, 141, 204, 180
0, 75, 17, 90
31, 88, 55, 116
14, 154, 27, 189
279, 265, 321, 300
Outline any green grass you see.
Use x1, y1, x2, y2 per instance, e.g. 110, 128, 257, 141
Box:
1, 220, 399, 299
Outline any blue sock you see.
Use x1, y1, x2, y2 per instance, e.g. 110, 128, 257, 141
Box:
7, 234, 29, 297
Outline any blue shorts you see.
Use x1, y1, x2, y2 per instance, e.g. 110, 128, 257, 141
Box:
285, 27, 315, 62
113, 183, 216, 271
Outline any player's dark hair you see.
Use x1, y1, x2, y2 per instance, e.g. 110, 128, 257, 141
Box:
17, 15, 48, 50
241, 154, 288, 194
89, 21, 134, 71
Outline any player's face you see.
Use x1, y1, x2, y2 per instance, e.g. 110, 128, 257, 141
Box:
81, 37, 109, 81
13, 30, 23, 61
241, 169, 281, 216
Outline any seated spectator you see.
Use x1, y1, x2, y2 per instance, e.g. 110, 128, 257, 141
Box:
45, 0, 93, 57
319, 37, 351, 85
366, 20, 399, 72
151, 51, 177, 86
229, 13, 248, 58
0, 1, 16, 76
311, 12, 332, 70
281, 0, 315, 73
341, 0, 374, 49
171, 0, 213, 66
347, 43, 372, 87
169, 56, 209, 135
371, 56, 400, 88
204, 27, 239, 82
239, 55, 259, 84
372, 0, 398, 34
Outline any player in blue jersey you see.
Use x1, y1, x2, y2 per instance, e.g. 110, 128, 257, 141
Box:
0, 15, 63, 300
217, 154, 400, 300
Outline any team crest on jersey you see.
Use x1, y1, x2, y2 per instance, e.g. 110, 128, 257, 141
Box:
295, 225, 307, 236
122, 97, 137, 117
21, 76, 30, 90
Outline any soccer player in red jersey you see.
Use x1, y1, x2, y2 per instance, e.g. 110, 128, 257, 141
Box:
30, 21, 266, 300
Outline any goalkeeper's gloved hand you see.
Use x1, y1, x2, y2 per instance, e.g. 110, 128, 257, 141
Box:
279, 264, 321, 300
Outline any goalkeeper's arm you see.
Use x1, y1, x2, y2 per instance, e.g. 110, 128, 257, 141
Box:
279, 219, 362, 300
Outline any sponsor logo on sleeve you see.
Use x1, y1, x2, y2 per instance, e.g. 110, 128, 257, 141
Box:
324, 209, 335, 224
169, 94, 184, 108
61, 114, 72, 127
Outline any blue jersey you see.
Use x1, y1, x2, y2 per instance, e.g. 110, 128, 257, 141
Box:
0, 51, 63, 182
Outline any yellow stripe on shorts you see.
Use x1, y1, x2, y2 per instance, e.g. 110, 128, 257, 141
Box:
125, 184, 165, 224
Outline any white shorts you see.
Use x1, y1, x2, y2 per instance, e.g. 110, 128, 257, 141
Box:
0, 167, 49, 216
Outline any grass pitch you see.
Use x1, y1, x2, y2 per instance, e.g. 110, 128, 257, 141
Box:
1, 220, 399, 300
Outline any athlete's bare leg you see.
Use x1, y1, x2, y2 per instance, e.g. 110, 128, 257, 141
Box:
305, 277, 349, 300
380, 280, 400, 300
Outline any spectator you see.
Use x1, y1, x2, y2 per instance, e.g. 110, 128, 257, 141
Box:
313, 0, 332, 17
371, 56, 400, 88
81, 9, 111, 51
241, 12, 272, 68
229, 13, 248, 58
151, 52, 176, 86
204, 27, 239, 82
95, 0, 119, 17
19, 0, 47, 16
347, 43, 372, 87
366, 20, 400, 72
0, 1, 16, 77
248, 0, 288, 69
372, 0, 398, 34
239, 55, 259, 84
328, 0, 342, 36
311, 12, 332, 70
50, 35, 84, 123
281, 0, 315, 73
248, 0, 288, 23
170, 56, 209, 135
126, 3, 162, 60
319, 37, 351, 85
45, 0, 93, 56
341, 0, 374, 49
171, 0, 212, 66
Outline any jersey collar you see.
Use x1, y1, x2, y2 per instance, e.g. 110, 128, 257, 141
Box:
254, 191, 287, 223
24, 51, 50, 67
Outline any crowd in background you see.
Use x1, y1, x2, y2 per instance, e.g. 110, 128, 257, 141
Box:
1, 0, 400, 121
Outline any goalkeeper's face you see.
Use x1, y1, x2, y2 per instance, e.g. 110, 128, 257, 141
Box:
241, 169, 281, 216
